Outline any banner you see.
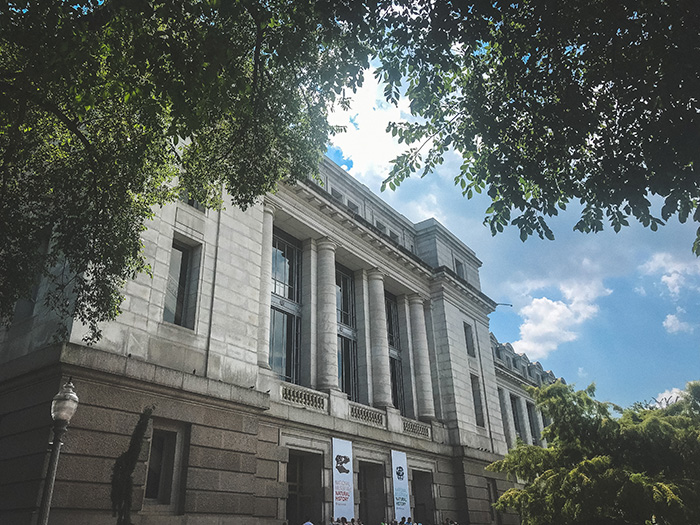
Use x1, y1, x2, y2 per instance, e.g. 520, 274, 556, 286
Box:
332, 438, 355, 520
391, 450, 410, 521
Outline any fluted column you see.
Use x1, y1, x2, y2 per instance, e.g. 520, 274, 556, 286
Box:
317, 238, 339, 391
518, 396, 534, 445
499, 388, 517, 449
257, 203, 275, 368
408, 294, 436, 421
368, 269, 392, 408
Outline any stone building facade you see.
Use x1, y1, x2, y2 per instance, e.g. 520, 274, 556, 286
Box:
0, 157, 559, 525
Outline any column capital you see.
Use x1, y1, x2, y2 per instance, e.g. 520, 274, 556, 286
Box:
367, 267, 384, 281
262, 201, 278, 216
408, 293, 428, 306
316, 237, 337, 252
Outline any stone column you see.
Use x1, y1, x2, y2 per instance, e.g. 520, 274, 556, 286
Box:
537, 409, 548, 447
257, 203, 275, 368
499, 388, 517, 449
316, 238, 339, 391
368, 269, 393, 408
408, 294, 436, 421
518, 396, 534, 445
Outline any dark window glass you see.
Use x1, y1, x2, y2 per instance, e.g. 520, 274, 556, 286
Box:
471, 374, 485, 427
338, 335, 359, 401
336, 267, 355, 327
272, 232, 301, 301
464, 323, 476, 357
269, 230, 302, 383
269, 308, 301, 383
164, 240, 199, 329
146, 429, 177, 503
455, 259, 465, 279
385, 294, 401, 351
390, 356, 406, 415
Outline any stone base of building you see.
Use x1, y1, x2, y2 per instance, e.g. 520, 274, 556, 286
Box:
0, 344, 519, 525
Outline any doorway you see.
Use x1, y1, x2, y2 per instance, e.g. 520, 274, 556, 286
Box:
287, 450, 323, 525
359, 461, 386, 525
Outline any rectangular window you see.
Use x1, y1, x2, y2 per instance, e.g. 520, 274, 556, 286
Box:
347, 200, 359, 213
164, 239, 200, 329
454, 259, 465, 279
145, 421, 188, 513
336, 266, 356, 327
270, 230, 302, 383
336, 265, 358, 400
464, 322, 476, 357
375, 220, 386, 233
331, 188, 343, 202
390, 356, 406, 415
338, 335, 359, 401
269, 308, 301, 383
386, 293, 406, 415
389, 230, 399, 243
272, 229, 302, 301
510, 395, 522, 438
385, 293, 401, 351
471, 374, 485, 427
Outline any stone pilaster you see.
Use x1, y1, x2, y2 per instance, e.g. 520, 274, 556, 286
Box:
257, 203, 275, 368
408, 294, 436, 421
368, 269, 392, 408
316, 238, 339, 391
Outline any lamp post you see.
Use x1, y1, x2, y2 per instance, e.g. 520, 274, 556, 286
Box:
37, 378, 79, 525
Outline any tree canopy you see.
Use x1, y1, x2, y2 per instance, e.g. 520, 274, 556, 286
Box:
1, 0, 371, 339
378, 0, 700, 248
487, 381, 700, 525
2, 0, 698, 339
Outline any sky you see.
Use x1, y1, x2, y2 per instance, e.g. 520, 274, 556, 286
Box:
326, 68, 700, 409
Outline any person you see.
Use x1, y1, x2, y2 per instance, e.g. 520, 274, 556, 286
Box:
302, 518, 313, 525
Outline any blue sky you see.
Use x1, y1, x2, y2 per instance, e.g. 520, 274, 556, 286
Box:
327, 68, 700, 408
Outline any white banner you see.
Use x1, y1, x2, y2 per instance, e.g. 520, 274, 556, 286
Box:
332, 438, 355, 520
392, 450, 410, 521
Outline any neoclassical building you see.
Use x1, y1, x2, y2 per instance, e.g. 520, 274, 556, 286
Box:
0, 157, 560, 525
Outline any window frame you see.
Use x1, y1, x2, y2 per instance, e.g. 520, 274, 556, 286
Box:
144, 419, 189, 515
163, 237, 201, 330
269, 229, 303, 383
470, 374, 486, 428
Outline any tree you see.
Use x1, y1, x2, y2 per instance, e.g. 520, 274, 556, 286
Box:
377, 0, 700, 251
1, 0, 371, 340
487, 381, 700, 525
3, 0, 699, 340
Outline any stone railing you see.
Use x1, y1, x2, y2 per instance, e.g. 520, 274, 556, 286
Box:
349, 402, 385, 428
281, 383, 328, 412
402, 418, 431, 439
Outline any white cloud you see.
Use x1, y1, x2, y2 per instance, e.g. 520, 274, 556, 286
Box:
663, 307, 693, 334
639, 252, 700, 297
511, 278, 612, 359
655, 387, 684, 407
328, 67, 414, 190
578, 367, 588, 378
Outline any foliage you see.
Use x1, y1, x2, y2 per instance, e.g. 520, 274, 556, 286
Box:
1, 0, 371, 340
3, 0, 699, 340
377, 0, 700, 250
487, 381, 700, 525
111, 406, 153, 525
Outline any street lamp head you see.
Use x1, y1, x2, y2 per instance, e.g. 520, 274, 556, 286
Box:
50, 379, 79, 424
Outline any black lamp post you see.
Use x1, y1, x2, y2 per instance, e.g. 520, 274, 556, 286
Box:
37, 378, 79, 525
